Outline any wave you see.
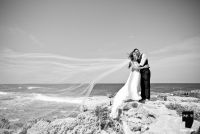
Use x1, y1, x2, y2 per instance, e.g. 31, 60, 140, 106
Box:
0, 91, 83, 104
27, 86, 41, 90
0, 91, 9, 95
32, 94, 83, 104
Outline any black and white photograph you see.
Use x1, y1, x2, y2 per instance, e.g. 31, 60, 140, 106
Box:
0, 0, 200, 133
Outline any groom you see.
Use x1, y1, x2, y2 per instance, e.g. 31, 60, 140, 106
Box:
133, 48, 151, 103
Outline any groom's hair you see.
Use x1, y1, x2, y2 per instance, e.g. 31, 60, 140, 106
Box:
133, 48, 139, 52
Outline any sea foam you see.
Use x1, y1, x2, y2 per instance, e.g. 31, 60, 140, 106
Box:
0, 92, 8, 95
27, 86, 41, 90
33, 93, 83, 104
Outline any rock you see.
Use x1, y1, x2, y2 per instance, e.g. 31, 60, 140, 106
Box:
74, 110, 102, 133
27, 120, 49, 134
44, 118, 77, 134
0, 116, 10, 129
141, 125, 149, 132
18, 118, 44, 134
121, 103, 156, 133
25, 118, 78, 134
191, 126, 200, 134
121, 102, 139, 111
0, 129, 13, 134
101, 130, 109, 134
131, 102, 138, 108
80, 105, 88, 112
23, 95, 199, 134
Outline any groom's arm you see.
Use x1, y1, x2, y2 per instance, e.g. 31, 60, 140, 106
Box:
133, 64, 149, 70
132, 54, 149, 70
139, 54, 147, 67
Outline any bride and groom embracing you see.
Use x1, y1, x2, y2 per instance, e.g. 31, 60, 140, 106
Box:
110, 48, 151, 119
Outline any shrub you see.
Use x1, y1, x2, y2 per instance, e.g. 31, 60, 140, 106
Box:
0, 116, 10, 129
165, 103, 200, 121
94, 105, 123, 133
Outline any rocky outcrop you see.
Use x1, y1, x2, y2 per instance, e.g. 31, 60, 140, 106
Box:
16, 95, 200, 134
121, 103, 156, 133
25, 118, 78, 134
172, 89, 200, 99
0, 115, 14, 134
21, 101, 157, 134
27, 120, 49, 134
45, 118, 77, 134
0, 116, 10, 129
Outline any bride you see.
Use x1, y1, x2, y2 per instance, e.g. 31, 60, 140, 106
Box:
110, 51, 149, 119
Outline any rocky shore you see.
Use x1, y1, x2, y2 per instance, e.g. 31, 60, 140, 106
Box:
1, 91, 200, 134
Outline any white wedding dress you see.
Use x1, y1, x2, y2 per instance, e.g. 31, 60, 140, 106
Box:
110, 61, 141, 118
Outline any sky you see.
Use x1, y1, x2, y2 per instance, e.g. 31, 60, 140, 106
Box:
0, 0, 200, 83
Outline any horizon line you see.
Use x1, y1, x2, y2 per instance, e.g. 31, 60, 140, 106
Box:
0, 82, 200, 85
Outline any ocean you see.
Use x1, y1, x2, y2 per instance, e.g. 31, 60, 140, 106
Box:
0, 83, 200, 104
0, 83, 200, 123
92, 83, 200, 95
1, 83, 200, 95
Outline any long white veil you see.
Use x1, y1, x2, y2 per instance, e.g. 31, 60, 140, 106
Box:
0, 50, 129, 120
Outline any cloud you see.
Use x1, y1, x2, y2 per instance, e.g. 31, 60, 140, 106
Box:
148, 35, 200, 83
149, 35, 200, 61
8, 26, 45, 47
28, 34, 44, 47
1, 48, 16, 54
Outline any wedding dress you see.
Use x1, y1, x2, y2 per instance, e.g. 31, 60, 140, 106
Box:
110, 61, 141, 118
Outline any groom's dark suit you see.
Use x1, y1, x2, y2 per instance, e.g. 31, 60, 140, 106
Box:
138, 53, 151, 100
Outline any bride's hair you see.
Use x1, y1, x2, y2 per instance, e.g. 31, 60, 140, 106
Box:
128, 50, 137, 68
128, 51, 134, 61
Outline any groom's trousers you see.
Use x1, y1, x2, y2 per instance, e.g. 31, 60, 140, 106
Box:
140, 68, 151, 100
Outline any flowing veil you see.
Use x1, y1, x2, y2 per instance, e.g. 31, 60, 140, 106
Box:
0, 50, 129, 120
